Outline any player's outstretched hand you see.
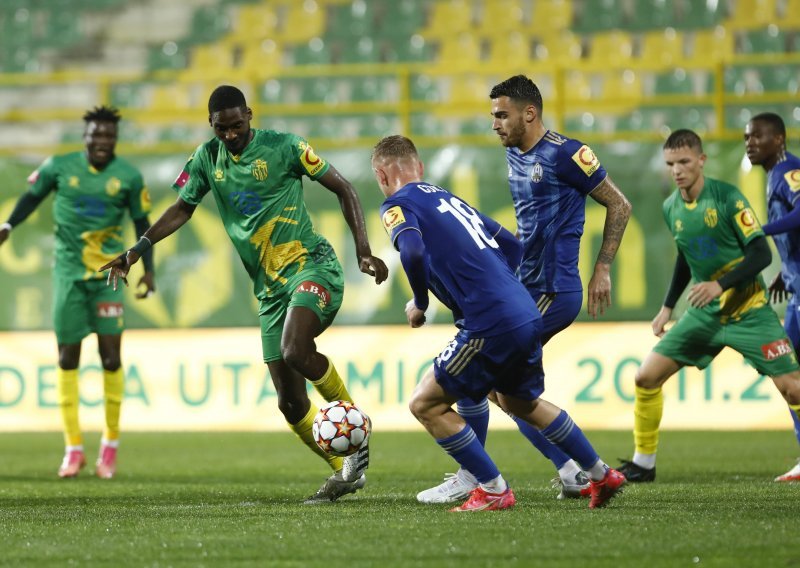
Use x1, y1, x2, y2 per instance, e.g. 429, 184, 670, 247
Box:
136, 271, 156, 299
587, 265, 611, 319
98, 250, 141, 291
405, 299, 426, 328
768, 273, 790, 304
359, 254, 389, 284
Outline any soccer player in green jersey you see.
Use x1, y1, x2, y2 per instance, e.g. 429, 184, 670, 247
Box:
617, 129, 800, 482
0, 105, 155, 479
101, 85, 388, 502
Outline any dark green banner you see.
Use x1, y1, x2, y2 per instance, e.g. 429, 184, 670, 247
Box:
0, 140, 779, 331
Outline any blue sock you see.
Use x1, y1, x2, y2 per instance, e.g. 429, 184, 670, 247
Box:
457, 398, 490, 446
540, 410, 599, 471
436, 425, 499, 483
790, 406, 800, 447
512, 415, 571, 469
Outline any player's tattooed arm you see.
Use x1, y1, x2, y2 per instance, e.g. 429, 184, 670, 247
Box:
586, 176, 632, 318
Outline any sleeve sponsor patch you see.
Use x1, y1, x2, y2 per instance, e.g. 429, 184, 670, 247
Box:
734, 207, 761, 238
299, 142, 326, 176
784, 169, 800, 192
571, 145, 601, 177
381, 206, 406, 235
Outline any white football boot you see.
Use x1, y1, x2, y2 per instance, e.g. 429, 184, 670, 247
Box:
416, 469, 478, 504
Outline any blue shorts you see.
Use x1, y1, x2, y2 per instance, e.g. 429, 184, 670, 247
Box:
528, 289, 583, 345
433, 320, 545, 403
785, 298, 800, 351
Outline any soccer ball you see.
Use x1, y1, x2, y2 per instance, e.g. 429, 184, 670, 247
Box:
312, 400, 371, 457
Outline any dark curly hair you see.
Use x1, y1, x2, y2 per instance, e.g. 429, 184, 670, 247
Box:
83, 105, 122, 124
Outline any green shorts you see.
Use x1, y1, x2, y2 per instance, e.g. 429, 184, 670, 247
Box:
259, 260, 344, 363
53, 276, 125, 344
654, 305, 799, 377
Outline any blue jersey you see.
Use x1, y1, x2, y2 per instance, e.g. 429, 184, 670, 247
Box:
506, 130, 607, 293
767, 151, 800, 296
381, 181, 539, 335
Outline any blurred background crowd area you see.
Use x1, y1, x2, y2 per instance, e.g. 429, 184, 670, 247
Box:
0, 0, 798, 155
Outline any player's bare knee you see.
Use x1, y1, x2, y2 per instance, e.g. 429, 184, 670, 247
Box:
280, 342, 311, 374
775, 372, 800, 405
277, 394, 309, 424
634, 369, 655, 389
101, 356, 121, 371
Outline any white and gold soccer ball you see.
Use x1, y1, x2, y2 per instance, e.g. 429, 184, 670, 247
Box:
312, 400, 371, 457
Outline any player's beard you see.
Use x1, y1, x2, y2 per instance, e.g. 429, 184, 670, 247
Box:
503, 118, 526, 148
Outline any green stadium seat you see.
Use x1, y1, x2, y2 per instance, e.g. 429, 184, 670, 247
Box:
572, 0, 624, 32
409, 74, 443, 103
110, 83, 147, 109
724, 65, 766, 95
349, 76, 397, 103
653, 69, 695, 95
675, 0, 725, 29
757, 65, 799, 94
337, 36, 381, 64
383, 35, 434, 63
627, 0, 677, 30
188, 5, 232, 45
739, 27, 787, 54
146, 43, 188, 73
377, 0, 426, 38
290, 40, 333, 66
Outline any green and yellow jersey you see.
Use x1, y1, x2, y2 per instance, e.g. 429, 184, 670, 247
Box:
173, 129, 336, 301
28, 152, 151, 281
663, 176, 767, 321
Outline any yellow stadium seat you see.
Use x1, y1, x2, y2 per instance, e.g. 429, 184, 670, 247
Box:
238, 40, 282, 81
233, 4, 278, 41
277, 1, 325, 43
436, 32, 482, 69
487, 31, 533, 69
784, 0, 800, 25
150, 84, 193, 112
688, 27, 734, 63
639, 29, 685, 69
535, 30, 583, 64
602, 69, 643, 103
726, 0, 778, 30
563, 70, 593, 102
448, 73, 492, 105
181, 43, 234, 81
421, 0, 473, 38
530, 0, 572, 34
476, 0, 526, 36
586, 31, 634, 67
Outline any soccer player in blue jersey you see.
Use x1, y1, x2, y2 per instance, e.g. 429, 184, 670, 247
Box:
372, 134, 625, 511
417, 74, 631, 503
745, 112, 800, 481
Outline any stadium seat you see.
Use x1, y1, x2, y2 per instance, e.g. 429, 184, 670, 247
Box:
181, 43, 235, 81
755, 65, 799, 94
627, 0, 677, 31
276, 1, 325, 43
326, 3, 373, 39
377, 0, 426, 38
447, 74, 493, 105
289, 39, 333, 65
383, 35, 434, 63
188, 5, 233, 44
686, 27, 734, 63
435, 33, 483, 70
674, 0, 725, 29
150, 84, 194, 112
475, 0, 526, 36
783, 0, 800, 25
238, 40, 282, 81
349, 75, 398, 103
530, 0, 572, 34
146, 43, 189, 73
337, 36, 381, 64
410, 74, 444, 103
586, 31, 634, 67
724, 65, 765, 95
486, 32, 533, 70
639, 29, 685, 69
602, 70, 643, 103
572, 0, 624, 32
726, 0, 778, 31
534, 30, 583, 64
420, 0, 473, 38
232, 4, 278, 41
738, 27, 787, 53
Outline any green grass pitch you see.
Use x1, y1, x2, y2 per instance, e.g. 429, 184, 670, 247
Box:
1, 430, 798, 567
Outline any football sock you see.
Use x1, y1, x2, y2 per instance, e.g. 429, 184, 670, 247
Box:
57, 368, 81, 447
103, 368, 124, 442
788, 404, 800, 447
436, 424, 500, 483
557, 459, 583, 483
101, 438, 119, 449
311, 357, 353, 403
456, 398, 490, 446
633, 451, 656, 470
513, 415, 572, 469
540, 410, 599, 474
634, 385, 663, 462
288, 403, 343, 472
480, 474, 508, 494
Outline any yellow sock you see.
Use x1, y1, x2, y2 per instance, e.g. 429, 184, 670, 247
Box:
57, 368, 81, 446
634, 385, 663, 454
288, 403, 343, 472
103, 368, 124, 442
311, 356, 353, 403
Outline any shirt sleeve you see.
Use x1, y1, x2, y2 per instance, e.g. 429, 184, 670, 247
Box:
27, 156, 58, 198
380, 200, 421, 250
287, 134, 330, 181
172, 145, 210, 205
725, 188, 764, 246
556, 138, 608, 195
126, 170, 152, 220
